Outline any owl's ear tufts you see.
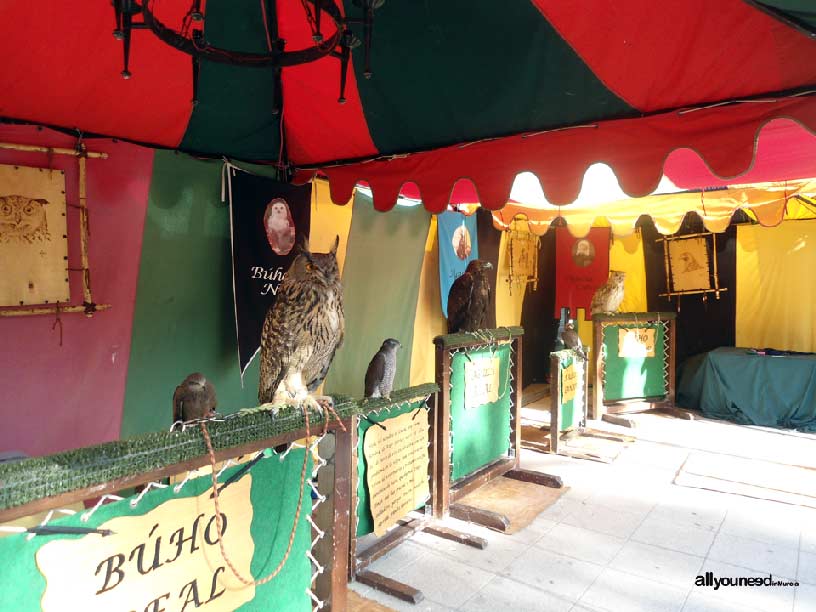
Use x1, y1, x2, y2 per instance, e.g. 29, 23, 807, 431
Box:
297, 236, 311, 255
330, 235, 339, 254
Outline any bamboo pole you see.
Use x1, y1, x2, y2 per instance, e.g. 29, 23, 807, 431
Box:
0, 142, 107, 159
0, 304, 111, 317
78, 154, 92, 305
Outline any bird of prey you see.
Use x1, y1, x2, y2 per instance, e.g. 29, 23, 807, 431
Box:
364, 338, 402, 399
590, 270, 626, 316
173, 373, 217, 423
560, 320, 586, 360
258, 236, 344, 412
447, 260, 493, 333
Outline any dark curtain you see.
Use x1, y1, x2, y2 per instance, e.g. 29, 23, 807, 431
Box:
476, 208, 500, 329
521, 229, 558, 386
640, 214, 738, 370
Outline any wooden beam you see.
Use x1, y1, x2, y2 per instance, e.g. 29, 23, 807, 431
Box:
550, 353, 562, 455
423, 523, 488, 550
0, 303, 111, 317
504, 468, 563, 489
450, 503, 510, 533
0, 427, 309, 523
433, 343, 451, 518
356, 570, 424, 604
511, 335, 522, 468
450, 458, 515, 503
355, 518, 428, 572
0, 142, 108, 159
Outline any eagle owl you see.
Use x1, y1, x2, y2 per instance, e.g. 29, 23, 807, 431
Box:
0, 195, 50, 244
258, 236, 344, 410
590, 270, 626, 316
447, 260, 493, 333
364, 338, 402, 399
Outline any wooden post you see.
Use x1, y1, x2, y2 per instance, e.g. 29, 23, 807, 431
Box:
667, 318, 677, 407
583, 347, 591, 428
347, 416, 359, 580
593, 319, 605, 421
77, 154, 92, 308
314, 422, 352, 611
433, 342, 451, 519
549, 353, 561, 455
510, 335, 522, 467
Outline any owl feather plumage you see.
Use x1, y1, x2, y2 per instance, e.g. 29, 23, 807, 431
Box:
447, 260, 493, 333
258, 237, 344, 406
590, 271, 626, 316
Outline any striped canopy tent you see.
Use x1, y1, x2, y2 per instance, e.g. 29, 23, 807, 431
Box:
1, 1, 816, 210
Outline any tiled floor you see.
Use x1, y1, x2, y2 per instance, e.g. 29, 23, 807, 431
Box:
350, 411, 816, 611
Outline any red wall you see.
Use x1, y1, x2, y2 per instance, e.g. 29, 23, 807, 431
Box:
0, 126, 153, 457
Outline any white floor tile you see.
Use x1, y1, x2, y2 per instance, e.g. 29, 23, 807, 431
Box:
459, 575, 573, 612
798, 550, 816, 585
708, 531, 799, 578
559, 500, 646, 539
795, 582, 816, 612
610, 541, 704, 589
536, 523, 626, 565
504, 547, 603, 602
362, 587, 456, 612
632, 514, 716, 557
578, 568, 688, 612
682, 590, 764, 612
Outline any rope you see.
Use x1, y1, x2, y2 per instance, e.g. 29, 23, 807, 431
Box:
199, 399, 339, 587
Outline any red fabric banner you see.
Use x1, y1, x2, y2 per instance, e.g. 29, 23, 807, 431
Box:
554, 227, 610, 319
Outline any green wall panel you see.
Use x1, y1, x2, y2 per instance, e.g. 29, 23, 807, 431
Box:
602, 322, 667, 401
450, 344, 512, 481
122, 151, 277, 437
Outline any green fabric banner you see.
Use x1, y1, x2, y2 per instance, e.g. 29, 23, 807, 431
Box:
450, 343, 512, 481
355, 399, 429, 537
0, 453, 312, 612
324, 192, 430, 397
122, 152, 278, 438
602, 322, 666, 401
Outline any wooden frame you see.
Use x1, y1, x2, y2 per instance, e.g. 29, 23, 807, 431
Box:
0, 141, 111, 318
0, 420, 352, 612
434, 330, 562, 532
349, 392, 486, 604
592, 312, 677, 420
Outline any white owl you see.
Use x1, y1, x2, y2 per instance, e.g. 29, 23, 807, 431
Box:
264, 199, 295, 255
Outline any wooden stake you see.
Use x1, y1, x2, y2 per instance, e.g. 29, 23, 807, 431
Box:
0, 142, 107, 159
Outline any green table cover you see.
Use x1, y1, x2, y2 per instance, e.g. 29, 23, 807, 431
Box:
678, 347, 816, 432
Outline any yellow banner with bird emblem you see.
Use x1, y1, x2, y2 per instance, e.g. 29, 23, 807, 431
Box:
668, 236, 710, 292
0, 164, 69, 306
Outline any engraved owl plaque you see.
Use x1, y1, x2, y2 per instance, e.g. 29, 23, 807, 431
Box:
0, 164, 69, 306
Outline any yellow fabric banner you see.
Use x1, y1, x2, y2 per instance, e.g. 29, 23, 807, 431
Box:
737, 220, 816, 352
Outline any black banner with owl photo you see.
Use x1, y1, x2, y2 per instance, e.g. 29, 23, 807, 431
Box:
228, 170, 312, 377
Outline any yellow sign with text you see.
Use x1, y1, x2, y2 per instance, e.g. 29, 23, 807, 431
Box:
464, 356, 500, 409
618, 328, 656, 358
561, 364, 577, 404
36, 475, 255, 612
364, 411, 431, 537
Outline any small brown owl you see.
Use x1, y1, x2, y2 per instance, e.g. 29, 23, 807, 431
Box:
590, 270, 626, 316
258, 236, 344, 411
0, 195, 50, 244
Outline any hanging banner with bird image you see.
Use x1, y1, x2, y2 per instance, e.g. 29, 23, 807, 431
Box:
0, 164, 69, 307
437, 210, 479, 317
554, 226, 610, 319
228, 168, 311, 377
668, 236, 711, 292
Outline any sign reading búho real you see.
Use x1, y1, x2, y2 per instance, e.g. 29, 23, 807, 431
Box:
618, 327, 656, 358
464, 355, 500, 409
36, 476, 255, 612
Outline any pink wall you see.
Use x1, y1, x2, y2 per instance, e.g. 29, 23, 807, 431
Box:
0, 126, 153, 457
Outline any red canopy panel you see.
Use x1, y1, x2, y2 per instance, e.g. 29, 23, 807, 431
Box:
0, 3, 193, 147
531, 0, 816, 113
300, 95, 816, 213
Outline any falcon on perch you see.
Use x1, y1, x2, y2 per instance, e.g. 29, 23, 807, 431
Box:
364, 338, 402, 399
173, 373, 217, 423
447, 260, 493, 333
